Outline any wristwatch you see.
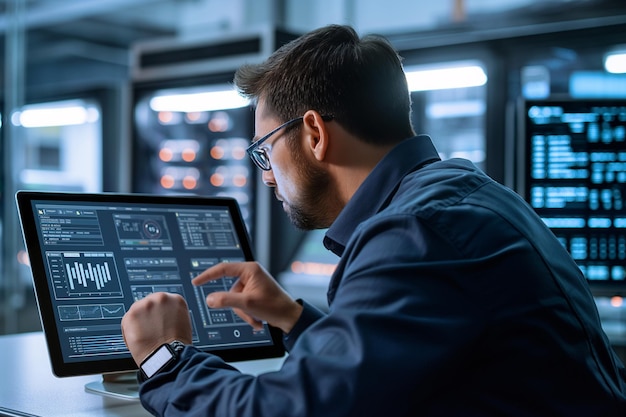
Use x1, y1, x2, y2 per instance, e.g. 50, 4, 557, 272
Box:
139, 340, 186, 381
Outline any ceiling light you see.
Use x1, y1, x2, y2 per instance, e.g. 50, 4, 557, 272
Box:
149, 88, 250, 113
405, 64, 487, 92
604, 51, 626, 74
12, 100, 99, 128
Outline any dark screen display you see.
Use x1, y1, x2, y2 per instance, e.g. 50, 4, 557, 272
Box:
520, 99, 626, 294
30, 199, 274, 365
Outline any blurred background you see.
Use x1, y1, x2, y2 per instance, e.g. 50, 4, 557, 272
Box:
1, 0, 625, 360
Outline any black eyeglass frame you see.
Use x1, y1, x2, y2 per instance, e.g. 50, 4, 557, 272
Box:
246, 115, 333, 171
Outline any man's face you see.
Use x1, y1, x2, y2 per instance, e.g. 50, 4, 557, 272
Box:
254, 100, 335, 230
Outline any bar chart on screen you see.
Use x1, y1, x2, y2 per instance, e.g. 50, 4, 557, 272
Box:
47, 251, 124, 299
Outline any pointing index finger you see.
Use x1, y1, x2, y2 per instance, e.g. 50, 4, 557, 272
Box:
192, 261, 244, 286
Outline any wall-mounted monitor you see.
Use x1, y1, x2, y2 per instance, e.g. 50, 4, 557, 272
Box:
517, 98, 626, 296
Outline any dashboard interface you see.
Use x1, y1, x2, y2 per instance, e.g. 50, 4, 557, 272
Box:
29, 199, 274, 364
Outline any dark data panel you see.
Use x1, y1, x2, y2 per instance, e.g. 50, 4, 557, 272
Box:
519, 99, 626, 294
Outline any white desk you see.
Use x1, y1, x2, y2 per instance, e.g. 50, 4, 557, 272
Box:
0, 332, 285, 417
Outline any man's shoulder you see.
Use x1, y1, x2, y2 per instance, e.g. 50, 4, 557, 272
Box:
387, 158, 494, 217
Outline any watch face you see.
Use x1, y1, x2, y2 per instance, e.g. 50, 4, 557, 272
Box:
141, 344, 175, 379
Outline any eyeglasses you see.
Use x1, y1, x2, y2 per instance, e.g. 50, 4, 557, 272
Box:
247, 115, 333, 171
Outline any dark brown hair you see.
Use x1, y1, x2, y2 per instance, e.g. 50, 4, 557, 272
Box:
234, 24, 415, 145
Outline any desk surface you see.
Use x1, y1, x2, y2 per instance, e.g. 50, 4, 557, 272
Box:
0, 332, 285, 417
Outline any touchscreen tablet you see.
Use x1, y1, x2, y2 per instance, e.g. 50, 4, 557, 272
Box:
16, 191, 284, 380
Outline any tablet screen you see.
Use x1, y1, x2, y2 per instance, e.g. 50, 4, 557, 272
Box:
16, 191, 284, 377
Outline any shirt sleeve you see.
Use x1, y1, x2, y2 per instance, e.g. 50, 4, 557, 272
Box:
283, 299, 326, 352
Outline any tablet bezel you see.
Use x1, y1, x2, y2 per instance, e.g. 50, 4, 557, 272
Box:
16, 191, 285, 377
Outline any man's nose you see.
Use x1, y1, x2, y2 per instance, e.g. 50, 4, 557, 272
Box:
262, 169, 275, 187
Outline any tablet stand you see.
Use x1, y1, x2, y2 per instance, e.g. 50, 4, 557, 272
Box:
84, 371, 139, 400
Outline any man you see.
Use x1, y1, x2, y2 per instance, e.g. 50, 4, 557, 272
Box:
122, 24, 626, 416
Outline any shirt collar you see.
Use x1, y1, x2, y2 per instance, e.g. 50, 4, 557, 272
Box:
323, 135, 440, 256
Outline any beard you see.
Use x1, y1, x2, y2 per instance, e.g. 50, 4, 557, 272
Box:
282, 153, 337, 231
285, 200, 326, 230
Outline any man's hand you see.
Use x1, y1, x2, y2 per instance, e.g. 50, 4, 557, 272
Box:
121, 292, 193, 367
192, 261, 303, 334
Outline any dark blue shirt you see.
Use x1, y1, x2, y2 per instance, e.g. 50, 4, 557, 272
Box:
139, 135, 626, 416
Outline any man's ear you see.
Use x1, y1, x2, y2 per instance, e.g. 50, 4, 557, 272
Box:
302, 110, 330, 162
